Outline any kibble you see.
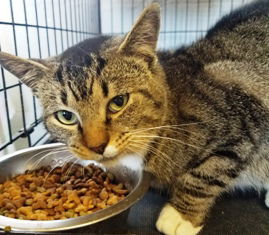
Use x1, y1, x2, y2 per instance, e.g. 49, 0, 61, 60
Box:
0, 163, 129, 220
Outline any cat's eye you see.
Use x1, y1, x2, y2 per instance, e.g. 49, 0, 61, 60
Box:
55, 110, 78, 125
108, 94, 129, 113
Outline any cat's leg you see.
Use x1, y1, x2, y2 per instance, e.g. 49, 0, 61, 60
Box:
156, 188, 212, 235
156, 153, 243, 235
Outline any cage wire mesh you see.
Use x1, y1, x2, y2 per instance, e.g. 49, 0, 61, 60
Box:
0, 0, 254, 156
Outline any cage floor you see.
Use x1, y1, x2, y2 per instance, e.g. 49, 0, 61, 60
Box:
60, 189, 269, 234
127, 190, 269, 235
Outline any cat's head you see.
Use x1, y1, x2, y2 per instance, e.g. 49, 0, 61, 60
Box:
0, 3, 168, 162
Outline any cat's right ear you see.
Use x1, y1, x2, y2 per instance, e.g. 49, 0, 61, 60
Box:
0, 51, 50, 91
118, 3, 160, 67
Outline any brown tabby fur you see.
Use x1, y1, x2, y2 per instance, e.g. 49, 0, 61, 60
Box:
1, 0, 269, 230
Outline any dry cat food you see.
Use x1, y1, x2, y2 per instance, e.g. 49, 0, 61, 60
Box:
0, 163, 129, 220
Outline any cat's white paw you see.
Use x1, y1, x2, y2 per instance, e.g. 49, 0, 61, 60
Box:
265, 190, 269, 208
156, 203, 202, 235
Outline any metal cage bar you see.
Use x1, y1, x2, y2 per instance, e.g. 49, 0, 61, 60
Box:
0, 0, 100, 154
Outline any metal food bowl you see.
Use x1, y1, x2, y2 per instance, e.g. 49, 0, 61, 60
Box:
0, 143, 151, 233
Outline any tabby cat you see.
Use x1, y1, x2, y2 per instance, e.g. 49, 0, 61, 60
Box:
1, 0, 269, 234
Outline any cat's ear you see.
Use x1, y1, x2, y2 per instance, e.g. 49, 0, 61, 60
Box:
0, 51, 51, 90
118, 3, 160, 66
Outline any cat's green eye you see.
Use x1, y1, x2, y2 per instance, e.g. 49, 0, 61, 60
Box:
108, 94, 129, 113
55, 110, 78, 125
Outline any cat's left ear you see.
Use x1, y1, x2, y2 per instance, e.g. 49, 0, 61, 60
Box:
118, 3, 160, 67
0, 51, 51, 90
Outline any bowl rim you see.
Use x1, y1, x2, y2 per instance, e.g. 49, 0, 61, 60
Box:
0, 143, 152, 232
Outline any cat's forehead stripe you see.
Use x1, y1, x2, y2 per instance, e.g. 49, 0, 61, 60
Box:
101, 80, 109, 97
55, 64, 64, 85
67, 81, 80, 101
61, 91, 68, 105
88, 77, 94, 96
65, 62, 87, 78
96, 56, 107, 76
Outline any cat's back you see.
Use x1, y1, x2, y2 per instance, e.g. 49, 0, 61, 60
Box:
206, 0, 269, 39
157, 0, 269, 136
203, 0, 269, 108
163, 0, 269, 109
198, 0, 269, 64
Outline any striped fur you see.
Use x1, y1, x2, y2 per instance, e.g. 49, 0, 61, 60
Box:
1, 1, 269, 234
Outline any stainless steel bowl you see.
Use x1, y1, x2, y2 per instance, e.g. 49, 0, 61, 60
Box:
0, 143, 151, 232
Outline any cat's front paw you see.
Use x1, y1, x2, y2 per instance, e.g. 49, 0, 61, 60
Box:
156, 203, 202, 235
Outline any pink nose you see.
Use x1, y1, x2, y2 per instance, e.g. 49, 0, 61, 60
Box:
89, 142, 107, 155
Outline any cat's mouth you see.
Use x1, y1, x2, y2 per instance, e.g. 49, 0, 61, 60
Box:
69, 145, 104, 161
70, 143, 145, 163
69, 144, 122, 162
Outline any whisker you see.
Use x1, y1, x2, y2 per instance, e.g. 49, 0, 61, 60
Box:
64, 159, 80, 178
129, 142, 176, 169
131, 139, 168, 149
130, 125, 206, 141
61, 156, 75, 171
42, 166, 57, 187
131, 141, 184, 170
42, 155, 74, 186
30, 149, 70, 170
130, 126, 209, 144
131, 132, 201, 148
133, 135, 202, 150
125, 145, 146, 162
81, 165, 85, 178
31, 149, 70, 169
130, 120, 214, 134
24, 147, 68, 167
129, 143, 175, 169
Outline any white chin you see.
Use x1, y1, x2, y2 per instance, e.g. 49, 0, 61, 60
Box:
118, 153, 144, 170
102, 151, 144, 170
103, 145, 118, 158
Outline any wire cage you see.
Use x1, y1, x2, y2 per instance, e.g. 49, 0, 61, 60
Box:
0, 0, 254, 156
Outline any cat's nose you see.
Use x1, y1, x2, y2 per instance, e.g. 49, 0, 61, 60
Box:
89, 142, 107, 155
